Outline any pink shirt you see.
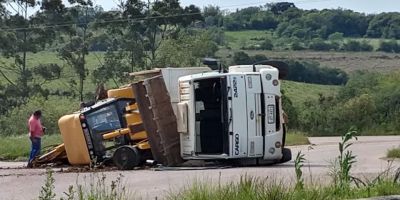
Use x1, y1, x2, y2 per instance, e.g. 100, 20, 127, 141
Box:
28, 115, 43, 138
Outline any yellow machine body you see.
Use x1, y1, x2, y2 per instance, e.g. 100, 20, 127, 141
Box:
109, 86, 148, 141
58, 113, 91, 165
108, 86, 135, 99
53, 85, 150, 166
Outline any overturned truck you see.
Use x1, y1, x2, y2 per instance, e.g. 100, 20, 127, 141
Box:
35, 65, 291, 169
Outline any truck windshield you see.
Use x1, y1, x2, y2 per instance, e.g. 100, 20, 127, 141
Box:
86, 105, 121, 135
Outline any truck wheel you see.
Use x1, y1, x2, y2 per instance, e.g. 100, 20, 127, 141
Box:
280, 148, 292, 163
113, 146, 141, 170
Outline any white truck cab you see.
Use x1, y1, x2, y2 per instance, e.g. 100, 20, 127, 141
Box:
176, 65, 291, 164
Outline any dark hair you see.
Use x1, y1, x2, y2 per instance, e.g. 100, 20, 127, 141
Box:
33, 110, 42, 117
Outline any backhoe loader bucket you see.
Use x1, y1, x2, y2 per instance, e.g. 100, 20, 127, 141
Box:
33, 143, 67, 166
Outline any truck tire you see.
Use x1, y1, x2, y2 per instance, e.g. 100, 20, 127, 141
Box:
113, 146, 141, 170
280, 148, 292, 163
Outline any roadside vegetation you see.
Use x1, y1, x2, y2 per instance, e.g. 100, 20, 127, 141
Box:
387, 148, 400, 159
0, 134, 61, 161
38, 170, 131, 200
168, 175, 400, 200
287, 71, 400, 136
286, 132, 310, 146
38, 131, 400, 200
169, 131, 400, 200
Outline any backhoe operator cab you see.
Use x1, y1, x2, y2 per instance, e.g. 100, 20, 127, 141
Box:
58, 88, 150, 167
177, 65, 291, 164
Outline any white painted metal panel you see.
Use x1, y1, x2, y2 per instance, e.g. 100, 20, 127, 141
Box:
162, 67, 211, 103
246, 75, 263, 157
229, 75, 248, 158
178, 80, 196, 157
259, 68, 283, 160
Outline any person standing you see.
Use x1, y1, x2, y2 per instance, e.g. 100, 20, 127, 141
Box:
27, 110, 45, 168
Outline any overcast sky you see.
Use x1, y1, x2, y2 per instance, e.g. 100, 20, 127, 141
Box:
92, 0, 399, 14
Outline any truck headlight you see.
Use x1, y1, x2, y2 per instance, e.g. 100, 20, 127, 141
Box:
275, 141, 281, 148
269, 147, 275, 154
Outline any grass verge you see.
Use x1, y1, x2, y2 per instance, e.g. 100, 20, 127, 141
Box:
282, 80, 340, 107
286, 132, 310, 146
0, 134, 62, 161
387, 148, 400, 159
168, 175, 400, 200
40, 169, 131, 200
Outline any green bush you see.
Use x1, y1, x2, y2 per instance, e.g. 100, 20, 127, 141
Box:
309, 38, 337, 51
285, 60, 348, 85
387, 148, 400, 158
295, 71, 400, 135
378, 40, 400, 53
291, 40, 305, 50
260, 38, 274, 50
328, 32, 344, 41
0, 96, 79, 136
232, 51, 253, 65
342, 40, 373, 51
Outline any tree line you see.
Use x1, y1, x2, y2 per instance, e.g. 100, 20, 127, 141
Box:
232, 51, 348, 85
0, 0, 215, 116
205, 2, 400, 40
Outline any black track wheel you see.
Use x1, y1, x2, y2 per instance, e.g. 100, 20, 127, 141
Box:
113, 146, 141, 170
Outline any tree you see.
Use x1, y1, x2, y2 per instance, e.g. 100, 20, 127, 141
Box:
267, 2, 296, 15
309, 38, 335, 51
155, 30, 218, 67
260, 38, 273, 50
92, 49, 129, 87
233, 51, 252, 65
204, 5, 223, 27
0, 0, 62, 113
58, 1, 98, 101
367, 13, 400, 39
328, 32, 344, 41
378, 40, 400, 53
96, 0, 203, 71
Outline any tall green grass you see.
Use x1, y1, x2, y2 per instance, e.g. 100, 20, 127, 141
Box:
168, 131, 400, 200
387, 148, 400, 159
286, 132, 310, 146
39, 170, 131, 200
282, 81, 340, 107
168, 175, 400, 200
0, 134, 62, 161
225, 30, 273, 49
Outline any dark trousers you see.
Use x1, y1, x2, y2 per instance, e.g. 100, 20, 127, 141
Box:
29, 137, 41, 163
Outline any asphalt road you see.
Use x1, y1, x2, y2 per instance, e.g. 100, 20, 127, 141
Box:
0, 136, 399, 200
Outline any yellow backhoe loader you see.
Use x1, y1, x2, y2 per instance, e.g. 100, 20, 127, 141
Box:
36, 85, 152, 169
